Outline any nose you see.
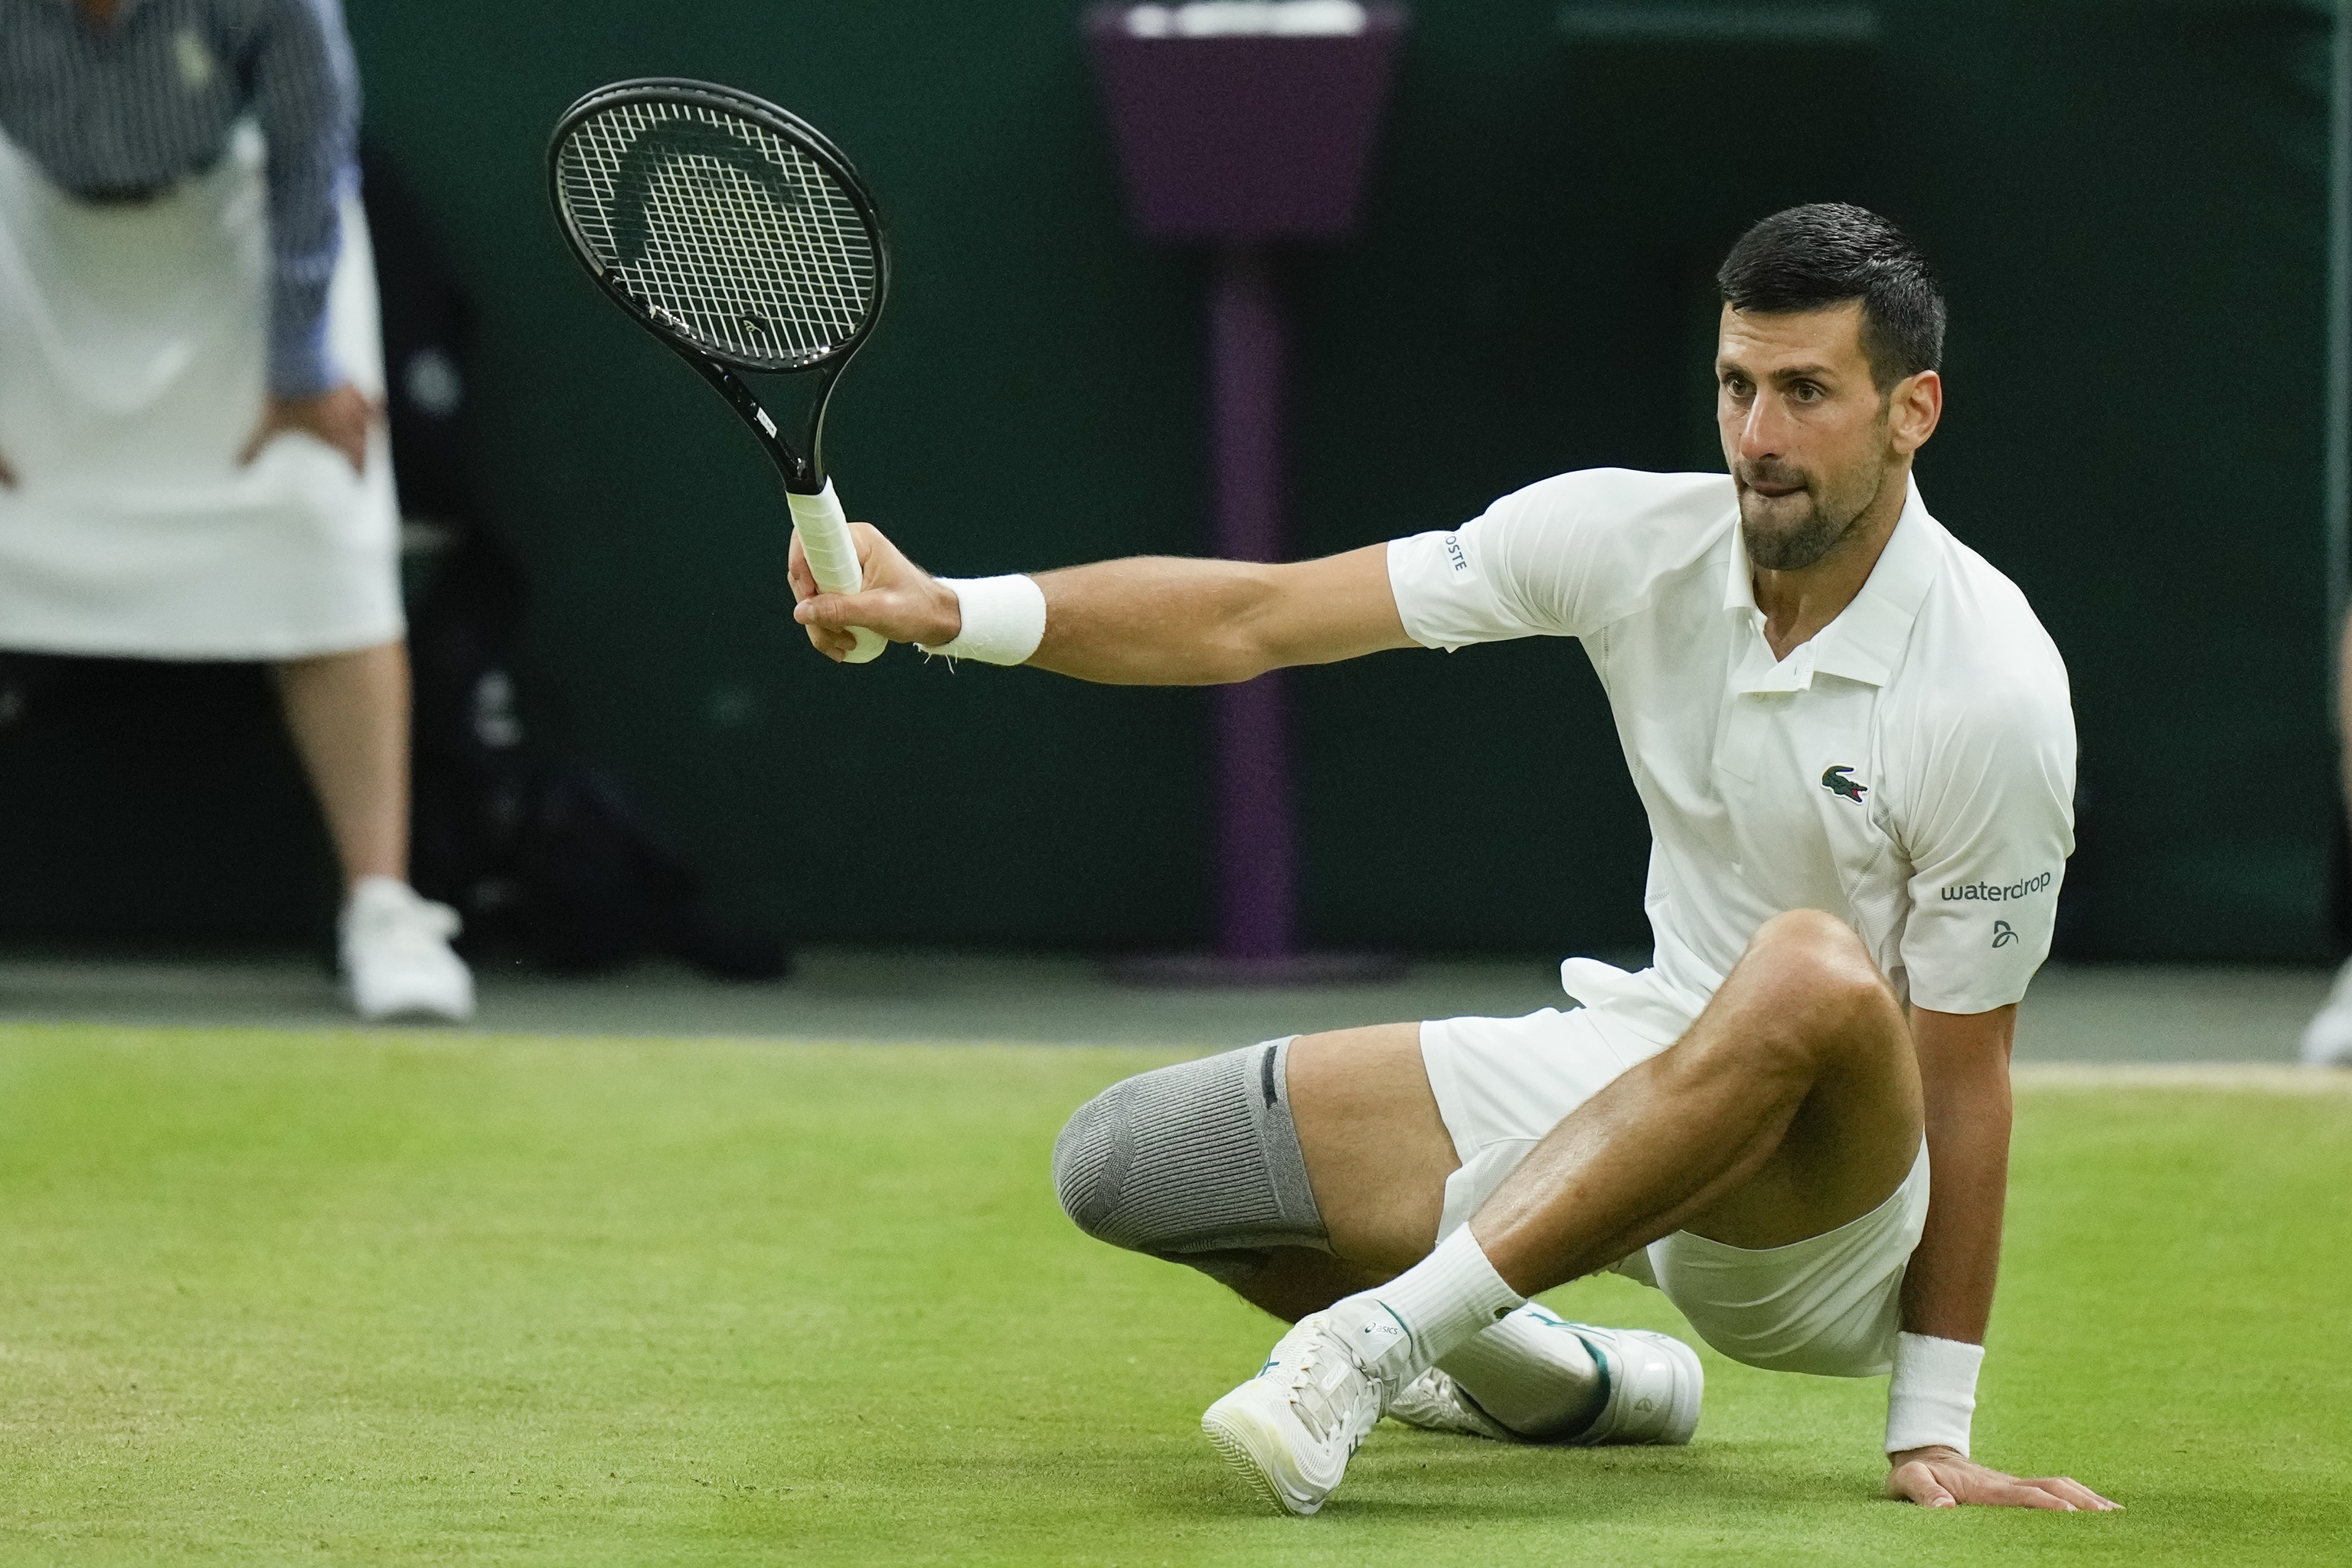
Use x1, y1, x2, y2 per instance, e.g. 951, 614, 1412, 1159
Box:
1736, 395, 1788, 462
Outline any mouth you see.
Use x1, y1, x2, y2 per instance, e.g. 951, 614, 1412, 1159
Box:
1743, 478, 1805, 500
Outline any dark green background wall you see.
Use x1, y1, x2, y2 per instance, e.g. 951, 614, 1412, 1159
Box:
1, 1, 2337, 959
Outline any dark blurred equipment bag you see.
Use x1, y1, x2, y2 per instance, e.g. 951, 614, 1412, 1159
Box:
404, 532, 788, 978
368, 145, 789, 980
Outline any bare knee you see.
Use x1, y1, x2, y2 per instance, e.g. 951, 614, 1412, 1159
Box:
1727, 910, 1903, 1066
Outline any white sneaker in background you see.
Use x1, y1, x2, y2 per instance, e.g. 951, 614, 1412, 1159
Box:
339, 875, 475, 1023
1388, 1304, 1704, 1446
1200, 1310, 1386, 1516
1537, 1318, 1704, 1446
1386, 1365, 1517, 1440
2301, 956, 2352, 1067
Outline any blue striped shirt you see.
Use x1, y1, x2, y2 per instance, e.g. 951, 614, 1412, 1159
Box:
0, 0, 358, 397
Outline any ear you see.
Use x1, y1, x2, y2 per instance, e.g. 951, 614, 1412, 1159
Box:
1889, 370, 1942, 456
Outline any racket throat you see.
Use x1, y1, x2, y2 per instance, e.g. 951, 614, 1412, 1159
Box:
691, 356, 826, 492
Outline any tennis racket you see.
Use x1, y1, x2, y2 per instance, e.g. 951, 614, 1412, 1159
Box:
547, 78, 891, 662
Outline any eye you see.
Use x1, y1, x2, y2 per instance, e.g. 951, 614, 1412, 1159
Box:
1721, 373, 1752, 397
1790, 381, 1824, 403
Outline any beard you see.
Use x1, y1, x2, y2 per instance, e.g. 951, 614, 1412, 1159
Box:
1734, 457, 1886, 571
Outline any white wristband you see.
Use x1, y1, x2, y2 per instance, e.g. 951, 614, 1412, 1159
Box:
916, 574, 1046, 665
1884, 1332, 1984, 1457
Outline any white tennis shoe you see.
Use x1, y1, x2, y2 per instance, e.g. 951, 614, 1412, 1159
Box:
1389, 1303, 1704, 1447
339, 876, 475, 1023
1386, 1364, 1517, 1440
2301, 956, 2352, 1067
1200, 1310, 1387, 1516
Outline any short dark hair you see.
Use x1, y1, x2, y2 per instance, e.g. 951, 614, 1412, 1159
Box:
1716, 203, 1945, 390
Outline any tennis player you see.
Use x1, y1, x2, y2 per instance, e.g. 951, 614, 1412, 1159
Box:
0, 0, 471, 1020
792, 204, 2112, 1516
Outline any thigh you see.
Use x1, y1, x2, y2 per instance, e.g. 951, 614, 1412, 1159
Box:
1289, 1007, 1649, 1274
1423, 1004, 1666, 1237
1285, 1023, 1458, 1273
1674, 923, 1925, 1251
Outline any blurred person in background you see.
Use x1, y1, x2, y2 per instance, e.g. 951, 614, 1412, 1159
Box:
0, 0, 472, 1021
2303, 624, 2352, 1066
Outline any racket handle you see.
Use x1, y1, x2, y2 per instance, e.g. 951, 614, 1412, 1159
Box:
786, 480, 885, 665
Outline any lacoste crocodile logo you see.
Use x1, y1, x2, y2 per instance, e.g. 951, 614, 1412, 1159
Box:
1821, 766, 1867, 803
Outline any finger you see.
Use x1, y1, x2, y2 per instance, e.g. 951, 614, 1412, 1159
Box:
798, 613, 854, 657
799, 591, 898, 640
797, 592, 854, 629
1978, 1478, 2074, 1511
2031, 1476, 2118, 1511
1886, 1462, 1956, 1508
237, 425, 269, 466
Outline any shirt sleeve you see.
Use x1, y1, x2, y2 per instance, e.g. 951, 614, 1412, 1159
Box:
1895, 681, 2077, 1014
1388, 469, 1687, 650
245, 0, 360, 398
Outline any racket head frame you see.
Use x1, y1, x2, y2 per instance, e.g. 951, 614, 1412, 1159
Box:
546, 77, 892, 493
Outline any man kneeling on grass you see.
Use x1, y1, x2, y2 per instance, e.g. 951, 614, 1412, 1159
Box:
791, 203, 2115, 1517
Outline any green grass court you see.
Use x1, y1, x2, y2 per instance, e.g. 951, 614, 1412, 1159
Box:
0, 1024, 2345, 1565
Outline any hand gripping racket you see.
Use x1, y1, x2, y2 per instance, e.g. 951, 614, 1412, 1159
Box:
548, 78, 891, 662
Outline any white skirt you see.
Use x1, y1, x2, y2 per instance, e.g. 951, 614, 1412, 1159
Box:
0, 122, 403, 660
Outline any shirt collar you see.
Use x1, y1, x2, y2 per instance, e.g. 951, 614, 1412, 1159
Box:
1723, 472, 1944, 693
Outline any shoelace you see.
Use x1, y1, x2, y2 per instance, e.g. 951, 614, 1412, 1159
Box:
1281, 1336, 1375, 1452
1288, 1365, 1337, 1443
352, 898, 460, 946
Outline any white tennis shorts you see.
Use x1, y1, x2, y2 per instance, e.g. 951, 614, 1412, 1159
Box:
1421, 1004, 1930, 1379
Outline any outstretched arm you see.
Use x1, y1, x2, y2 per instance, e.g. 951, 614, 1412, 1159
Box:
789, 524, 1414, 684
1884, 1004, 2115, 1511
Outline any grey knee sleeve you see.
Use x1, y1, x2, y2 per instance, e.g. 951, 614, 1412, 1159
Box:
1052, 1037, 1326, 1282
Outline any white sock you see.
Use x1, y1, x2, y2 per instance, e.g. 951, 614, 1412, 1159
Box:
1328, 1227, 1524, 1389
1436, 1306, 1606, 1439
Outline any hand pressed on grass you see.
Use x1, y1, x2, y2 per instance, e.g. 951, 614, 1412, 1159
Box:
1887, 1444, 2118, 1511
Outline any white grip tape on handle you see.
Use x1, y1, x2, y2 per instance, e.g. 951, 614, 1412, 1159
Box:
786, 481, 884, 665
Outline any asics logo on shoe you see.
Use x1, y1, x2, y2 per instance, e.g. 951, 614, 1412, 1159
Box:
1353, 1310, 1409, 1360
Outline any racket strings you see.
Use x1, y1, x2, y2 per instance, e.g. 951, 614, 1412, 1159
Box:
556, 100, 877, 368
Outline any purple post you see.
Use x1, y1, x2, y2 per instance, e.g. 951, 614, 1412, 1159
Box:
1208, 248, 1292, 957
1084, 7, 1412, 243
1086, 5, 1409, 978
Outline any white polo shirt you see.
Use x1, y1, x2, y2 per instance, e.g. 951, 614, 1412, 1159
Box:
1388, 468, 2076, 1028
